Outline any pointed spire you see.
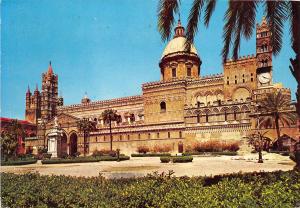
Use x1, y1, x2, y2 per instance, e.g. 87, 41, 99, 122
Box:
35, 83, 39, 92
26, 85, 31, 94
174, 17, 185, 38
47, 61, 53, 75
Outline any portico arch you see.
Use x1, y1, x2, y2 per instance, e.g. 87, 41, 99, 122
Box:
69, 132, 78, 156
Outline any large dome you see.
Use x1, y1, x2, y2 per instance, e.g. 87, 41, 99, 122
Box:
161, 36, 198, 59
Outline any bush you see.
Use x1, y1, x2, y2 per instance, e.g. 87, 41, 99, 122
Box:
152, 144, 172, 153
60, 152, 69, 159
160, 156, 171, 163
92, 150, 104, 157
172, 156, 193, 163
42, 153, 52, 159
1, 171, 300, 207
1, 158, 37, 166
189, 140, 240, 153
183, 152, 237, 156
41, 157, 100, 164
137, 145, 150, 154
131, 153, 171, 157
160, 156, 194, 163
98, 155, 130, 161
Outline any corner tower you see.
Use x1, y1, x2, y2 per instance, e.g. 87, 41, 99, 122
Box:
159, 20, 201, 81
41, 62, 59, 122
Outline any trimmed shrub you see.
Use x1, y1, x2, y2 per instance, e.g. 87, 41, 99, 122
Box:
190, 140, 240, 153
41, 157, 100, 164
137, 145, 150, 154
1, 158, 37, 166
152, 144, 172, 153
160, 156, 171, 163
131, 153, 171, 157
183, 152, 237, 156
172, 156, 193, 163
98, 155, 130, 161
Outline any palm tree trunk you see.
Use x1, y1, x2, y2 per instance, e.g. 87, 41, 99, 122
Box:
258, 149, 263, 163
290, 2, 300, 127
109, 119, 112, 151
83, 132, 86, 157
275, 115, 281, 139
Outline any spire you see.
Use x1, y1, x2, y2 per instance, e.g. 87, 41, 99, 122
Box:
47, 61, 53, 75
174, 18, 185, 38
26, 85, 31, 94
35, 83, 39, 91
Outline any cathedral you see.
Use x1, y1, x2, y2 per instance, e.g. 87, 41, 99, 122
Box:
25, 18, 298, 155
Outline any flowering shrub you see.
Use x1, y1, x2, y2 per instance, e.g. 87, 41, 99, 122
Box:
190, 140, 240, 153
152, 144, 172, 153
137, 145, 150, 154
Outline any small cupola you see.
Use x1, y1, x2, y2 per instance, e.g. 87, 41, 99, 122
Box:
81, 92, 91, 104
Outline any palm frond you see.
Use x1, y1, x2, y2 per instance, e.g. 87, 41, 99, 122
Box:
289, 1, 300, 53
157, 0, 180, 41
204, 0, 216, 27
228, 1, 257, 60
264, 1, 288, 56
186, 0, 205, 47
222, 1, 238, 62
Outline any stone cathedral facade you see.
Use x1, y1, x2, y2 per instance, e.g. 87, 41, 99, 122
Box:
25, 18, 298, 155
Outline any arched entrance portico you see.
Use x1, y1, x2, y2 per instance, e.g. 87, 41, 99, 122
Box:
61, 132, 68, 155
70, 133, 78, 156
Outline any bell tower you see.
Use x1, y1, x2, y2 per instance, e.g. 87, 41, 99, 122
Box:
256, 17, 273, 87
41, 61, 59, 122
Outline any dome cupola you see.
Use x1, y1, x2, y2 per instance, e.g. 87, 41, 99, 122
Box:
159, 19, 201, 81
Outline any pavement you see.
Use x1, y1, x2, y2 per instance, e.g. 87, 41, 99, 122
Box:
1, 153, 295, 179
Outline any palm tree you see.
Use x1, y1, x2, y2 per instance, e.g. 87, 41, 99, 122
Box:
246, 131, 271, 163
157, 0, 300, 117
77, 118, 96, 156
101, 109, 121, 151
258, 90, 297, 142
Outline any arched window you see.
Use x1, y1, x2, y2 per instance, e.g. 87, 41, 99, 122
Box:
172, 68, 176, 77
187, 67, 191, 77
148, 133, 151, 139
205, 113, 209, 123
197, 114, 201, 123
179, 131, 182, 138
234, 111, 237, 120
225, 111, 228, 121
197, 101, 201, 108
160, 101, 166, 112
168, 132, 170, 138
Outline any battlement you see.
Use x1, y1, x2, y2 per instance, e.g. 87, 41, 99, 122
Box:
224, 54, 256, 65
58, 95, 143, 111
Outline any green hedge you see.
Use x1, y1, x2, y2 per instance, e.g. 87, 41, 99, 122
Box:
131, 153, 171, 157
160, 156, 171, 163
183, 151, 238, 156
1, 158, 37, 166
98, 155, 130, 161
41, 155, 130, 164
41, 157, 100, 164
172, 156, 193, 163
1, 171, 300, 207
160, 156, 193, 163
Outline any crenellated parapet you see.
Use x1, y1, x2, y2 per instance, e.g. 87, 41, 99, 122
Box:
58, 95, 143, 112
224, 54, 256, 65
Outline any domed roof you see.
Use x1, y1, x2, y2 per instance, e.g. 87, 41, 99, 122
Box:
161, 36, 197, 59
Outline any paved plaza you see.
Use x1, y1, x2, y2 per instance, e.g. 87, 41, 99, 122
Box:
1, 153, 295, 179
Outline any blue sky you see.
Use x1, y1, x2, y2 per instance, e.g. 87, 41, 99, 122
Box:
1, 0, 296, 119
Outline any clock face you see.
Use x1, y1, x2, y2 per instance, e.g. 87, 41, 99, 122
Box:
258, 72, 271, 84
